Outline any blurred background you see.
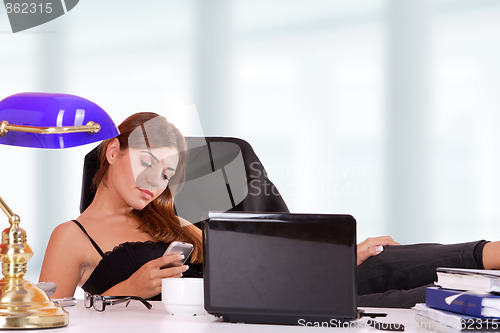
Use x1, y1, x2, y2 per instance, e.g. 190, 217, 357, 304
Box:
1, 0, 500, 285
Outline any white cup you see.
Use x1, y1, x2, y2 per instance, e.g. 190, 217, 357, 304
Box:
162, 278, 205, 316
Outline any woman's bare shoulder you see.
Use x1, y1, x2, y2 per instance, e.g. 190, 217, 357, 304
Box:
49, 220, 88, 246
41, 221, 91, 275
52, 220, 79, 234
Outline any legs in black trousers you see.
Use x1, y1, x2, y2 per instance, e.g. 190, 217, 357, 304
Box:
357, 241, 484, 308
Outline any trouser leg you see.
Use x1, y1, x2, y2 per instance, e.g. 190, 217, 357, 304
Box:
358, 285, 432, 308
356, 241, 485, 308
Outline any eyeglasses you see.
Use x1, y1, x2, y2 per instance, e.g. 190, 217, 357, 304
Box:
84, 292, 152, 311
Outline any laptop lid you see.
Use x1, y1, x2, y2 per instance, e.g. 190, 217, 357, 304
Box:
203, 212, 358, 325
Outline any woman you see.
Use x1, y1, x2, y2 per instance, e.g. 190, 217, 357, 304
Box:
40, 111, 500, 307
39, 112, 203, 300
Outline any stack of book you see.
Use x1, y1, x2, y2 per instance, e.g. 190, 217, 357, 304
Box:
414, 268, 500, 332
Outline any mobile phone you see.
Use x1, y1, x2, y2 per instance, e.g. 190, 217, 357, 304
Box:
163, 241, 193, 265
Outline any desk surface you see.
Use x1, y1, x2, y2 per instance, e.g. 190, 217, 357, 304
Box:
18, 301, 430, 333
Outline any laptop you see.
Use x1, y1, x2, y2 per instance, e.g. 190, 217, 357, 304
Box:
203, 212, 359, 325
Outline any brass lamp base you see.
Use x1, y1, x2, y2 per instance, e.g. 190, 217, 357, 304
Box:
0, 197, 69, 329
0, 278, 68, 329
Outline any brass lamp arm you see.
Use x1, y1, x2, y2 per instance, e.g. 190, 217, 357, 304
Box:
0, 195, 19, 224
0, 120, 101, 137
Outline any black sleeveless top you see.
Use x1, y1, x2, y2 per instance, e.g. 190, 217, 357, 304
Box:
72, 220, 202, 301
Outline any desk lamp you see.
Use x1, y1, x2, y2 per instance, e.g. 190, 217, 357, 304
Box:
0, 92, 119, 329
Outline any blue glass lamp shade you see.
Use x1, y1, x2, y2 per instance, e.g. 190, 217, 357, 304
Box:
0, 92, 119, 149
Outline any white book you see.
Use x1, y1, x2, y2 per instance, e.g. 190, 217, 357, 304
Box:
413, 303, 500, 332
435, 268, 500, 293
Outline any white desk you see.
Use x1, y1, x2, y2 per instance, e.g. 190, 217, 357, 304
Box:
19, 301, 429, 333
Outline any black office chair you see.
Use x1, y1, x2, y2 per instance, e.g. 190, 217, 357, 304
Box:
80, 137, 289, 225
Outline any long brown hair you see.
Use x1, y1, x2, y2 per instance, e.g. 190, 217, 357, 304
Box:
92, 112, 202, 263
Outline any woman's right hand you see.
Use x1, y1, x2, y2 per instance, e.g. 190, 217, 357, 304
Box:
104, 254, 189, 299
356, 236, 400, 266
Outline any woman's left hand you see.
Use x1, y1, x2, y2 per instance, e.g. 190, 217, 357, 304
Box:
357, 236, 400, 266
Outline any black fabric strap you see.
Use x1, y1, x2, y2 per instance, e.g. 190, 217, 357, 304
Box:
71, 220, 105, 258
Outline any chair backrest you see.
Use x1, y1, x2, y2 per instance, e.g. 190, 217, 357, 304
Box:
80, 137, 289, 225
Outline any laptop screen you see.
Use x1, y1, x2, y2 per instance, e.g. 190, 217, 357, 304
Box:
203, 212, 357, 324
